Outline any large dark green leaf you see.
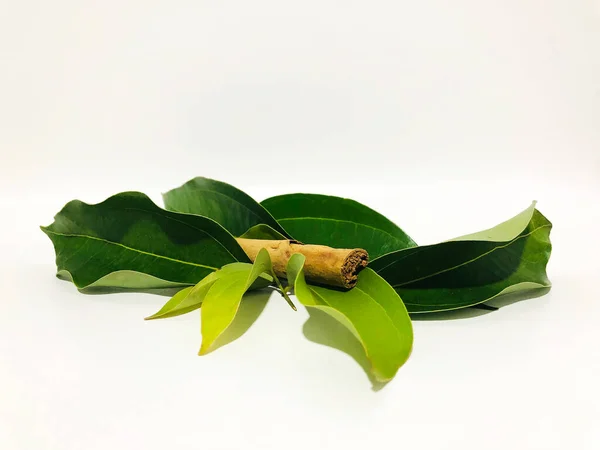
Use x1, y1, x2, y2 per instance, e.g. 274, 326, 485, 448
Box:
261, 194, 416, 258
163, 177, 288, 237
41, 192, 249, 290
370, 203, 552, 313
287, 254, 413, 382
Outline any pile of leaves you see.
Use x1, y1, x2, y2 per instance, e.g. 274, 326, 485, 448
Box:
42, 177, 552, 382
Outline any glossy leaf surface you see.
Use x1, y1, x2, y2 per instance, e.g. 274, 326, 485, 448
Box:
261, 194, 416, 258
287, 254, 413, 382
163, 177, 288, 237
370, 203, 552, 313
41, 192, 248, 289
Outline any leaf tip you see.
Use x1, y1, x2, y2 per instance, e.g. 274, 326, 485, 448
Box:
372, 370, 394, 384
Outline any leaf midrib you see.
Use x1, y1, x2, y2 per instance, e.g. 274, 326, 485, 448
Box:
278, 217, 412, 246
389, 224, 551, 288
263, 195, 406, 235
354, 282, 409, 347
43, 229, 219, 270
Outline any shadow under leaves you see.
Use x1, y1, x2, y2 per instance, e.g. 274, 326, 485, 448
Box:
302, 308, 388, 391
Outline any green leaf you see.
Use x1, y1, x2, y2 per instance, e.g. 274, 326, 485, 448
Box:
238, 224, 288, 240
147, 286, 196, 319
57, 270, 190, 291
41, 192, 249, 290
199, 249, 275, 355
163, 177, 289, 237
146, 265, 272, 320
145, 264, 272, 320
261, 194, 416, 258
370, 203, 552, 313
286, 254, 413, 382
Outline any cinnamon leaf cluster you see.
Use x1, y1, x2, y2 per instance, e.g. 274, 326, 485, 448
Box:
42, 177, 552, 382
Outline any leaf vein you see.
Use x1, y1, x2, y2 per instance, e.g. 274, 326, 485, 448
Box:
278, 217, 410, 246
43, 230, 219, 270
392, 224, 551, 288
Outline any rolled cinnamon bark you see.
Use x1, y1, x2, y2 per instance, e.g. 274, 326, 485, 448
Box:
235, 238, 369, 289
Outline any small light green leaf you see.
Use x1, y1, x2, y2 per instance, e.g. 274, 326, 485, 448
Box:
370, 203, 552, 313
163, 177, 289, 237
261, 193, 416, 258
239, 224, 288, 240
147, 286, 196, 320
146, 264, 272, 320
199, 249, 275, 355
286, 254, 413, 382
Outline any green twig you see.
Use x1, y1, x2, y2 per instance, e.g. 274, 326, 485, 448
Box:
271, 270, 297, 311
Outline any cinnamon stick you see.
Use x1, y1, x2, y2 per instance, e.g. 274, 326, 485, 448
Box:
235, 238, 368, 289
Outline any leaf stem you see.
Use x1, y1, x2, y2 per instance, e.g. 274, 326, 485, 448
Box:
271, 270, 297, 311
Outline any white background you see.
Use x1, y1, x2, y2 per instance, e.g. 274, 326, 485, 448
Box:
1, 1, 599, 449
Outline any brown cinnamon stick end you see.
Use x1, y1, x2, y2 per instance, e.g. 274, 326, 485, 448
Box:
341, 248, 369, 288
